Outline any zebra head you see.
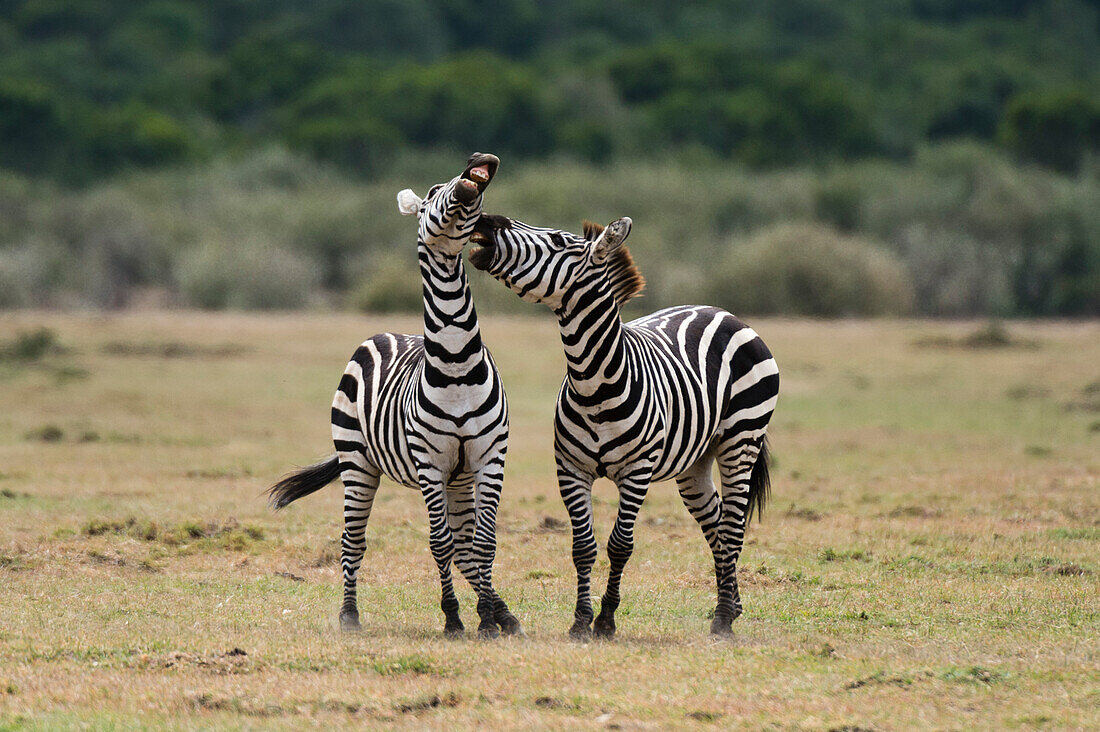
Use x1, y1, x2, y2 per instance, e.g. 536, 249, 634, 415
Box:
397, 152, 500, 256
468, 215, 640, 311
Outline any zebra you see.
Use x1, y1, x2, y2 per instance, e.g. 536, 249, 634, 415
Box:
468, 213, 779, 637
267, 153, 522, 639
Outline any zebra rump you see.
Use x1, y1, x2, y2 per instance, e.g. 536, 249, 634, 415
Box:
267, 455, 340, 509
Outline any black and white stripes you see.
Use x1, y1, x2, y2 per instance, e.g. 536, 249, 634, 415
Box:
268, 156, 779, 640
269, 153, 521, 638
470, 214, 779, 637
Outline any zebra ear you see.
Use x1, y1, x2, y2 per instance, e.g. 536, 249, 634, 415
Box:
592, 217, 632, 262
396, 189, 423, 216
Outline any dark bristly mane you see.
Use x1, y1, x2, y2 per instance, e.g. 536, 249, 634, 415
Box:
583, 220, 646, 307
582, 220, 604, 241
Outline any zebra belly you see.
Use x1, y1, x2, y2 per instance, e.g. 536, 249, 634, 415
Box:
563, 304, 770, 485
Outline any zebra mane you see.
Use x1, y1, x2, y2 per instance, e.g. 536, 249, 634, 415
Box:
583, 220, 646, 307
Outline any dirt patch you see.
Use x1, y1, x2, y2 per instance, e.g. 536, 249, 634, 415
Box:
143, 648, 259, 675
785, 505, 823, 521
887, 505, 942, 519
914, 321, 1037, 350
1041, 562, 1091, 577
537, 516, 568, 533
274, 570, 305, 582
396, 692, 460, 714
103, 341, 249, 359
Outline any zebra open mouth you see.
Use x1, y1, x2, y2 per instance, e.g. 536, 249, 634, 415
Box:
455, 152, 499, 203
468, 214, 510, 270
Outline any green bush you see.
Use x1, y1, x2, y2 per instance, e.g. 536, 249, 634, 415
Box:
348, 254, 423, 313
999, 88, 1100, 173
709, 224, 914, 316
177, 239, 320, 310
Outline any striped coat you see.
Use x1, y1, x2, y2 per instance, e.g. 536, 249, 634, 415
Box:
470, 213, 778, 637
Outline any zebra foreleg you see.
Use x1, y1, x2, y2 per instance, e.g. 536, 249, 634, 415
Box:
420, 472, 463, 637
674, 454, 734, 636
471, 465, 523, 638
558, 461, 597, 639
338, 462, 380, 632
593, 475, 651, 639
444, 479, 496, 639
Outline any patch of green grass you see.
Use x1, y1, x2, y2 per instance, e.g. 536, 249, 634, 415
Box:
79, 517, 265, 550
939, 665, 1006, 685
24, 425, 64, 443
819, 547, 871, 563
372, 655, 435, 676
525, 569, 556, 580
1047, 527, 1100, 541
0, 329, 61, 362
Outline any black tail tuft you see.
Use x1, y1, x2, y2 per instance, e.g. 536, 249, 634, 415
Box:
745, 437, 771, 526
267, 455, 341, 509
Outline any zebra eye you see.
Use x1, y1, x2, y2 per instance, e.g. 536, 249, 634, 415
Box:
427, 184, 443, 198
549, 232, 568, 249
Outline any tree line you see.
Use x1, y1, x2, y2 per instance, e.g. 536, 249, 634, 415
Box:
1, 0, 1098, 183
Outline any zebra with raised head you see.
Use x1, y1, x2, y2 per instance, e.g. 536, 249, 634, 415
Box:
268, 153, 522, 639
468, 213, 778, 637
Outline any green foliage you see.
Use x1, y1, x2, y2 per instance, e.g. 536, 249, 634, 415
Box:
1, 0, 1098, 179
0, 328, 59, 361
999, 88, 1100, 173
177, 239, 321, 310
709, 224, 914, 317
349, 254, 423, 314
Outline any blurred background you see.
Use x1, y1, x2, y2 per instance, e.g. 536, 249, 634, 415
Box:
0, 0, 1097, 317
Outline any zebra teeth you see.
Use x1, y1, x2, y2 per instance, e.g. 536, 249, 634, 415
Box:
468, 166, 491, 183
470, 231, 490, 244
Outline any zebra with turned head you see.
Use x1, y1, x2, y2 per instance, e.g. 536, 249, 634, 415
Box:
468, 213, 778, 637
268, 153, 522, 639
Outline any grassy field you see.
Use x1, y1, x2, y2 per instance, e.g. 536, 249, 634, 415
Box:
0, 311, 1097, 730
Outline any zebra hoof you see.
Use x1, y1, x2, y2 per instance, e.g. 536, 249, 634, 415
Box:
709, 617, 733, 636
498, 614, 525, 637
443, 620, 465, 639
339, 609, 361, 632
592, 614, 616, 639
477, 622, 501, 640
568, 621, 592, 640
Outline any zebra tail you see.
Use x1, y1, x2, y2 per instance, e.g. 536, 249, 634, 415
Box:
267, 455, 341, 509
745, 437, 771, 525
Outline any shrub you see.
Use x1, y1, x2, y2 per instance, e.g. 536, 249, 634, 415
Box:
709, 224, 914, 316
349, 254, 423, 313
999, 88, 1100, 173
177, 239, 321, 310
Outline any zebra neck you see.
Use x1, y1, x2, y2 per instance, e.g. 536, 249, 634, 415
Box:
418, 244, 485, 379
556, 285, 627, 401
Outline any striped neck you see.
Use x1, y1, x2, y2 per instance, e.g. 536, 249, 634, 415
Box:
556, 282, 626, 401
419, 242, 485, 380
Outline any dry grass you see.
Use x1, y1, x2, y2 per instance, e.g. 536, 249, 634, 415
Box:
0, 311, 1097, 730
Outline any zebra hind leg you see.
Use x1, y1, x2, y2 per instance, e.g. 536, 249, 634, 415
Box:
338, 461, 381, 632
675, 453, 735, 636
715, 436, 769, 629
